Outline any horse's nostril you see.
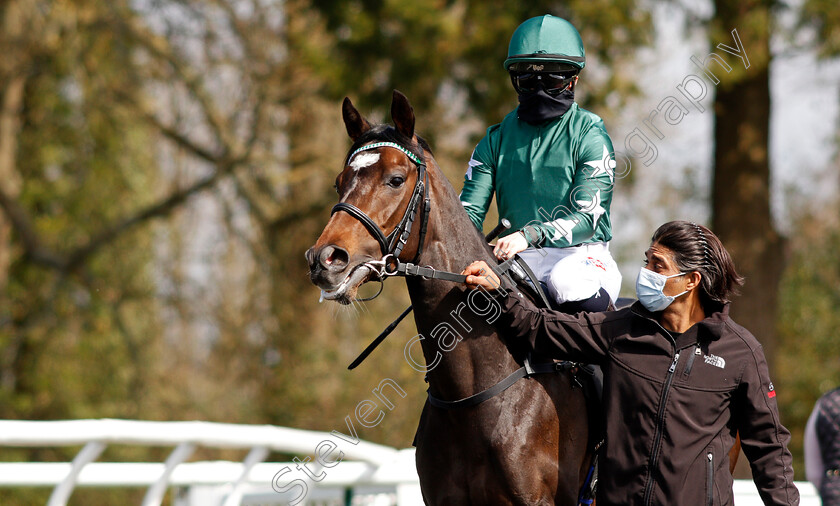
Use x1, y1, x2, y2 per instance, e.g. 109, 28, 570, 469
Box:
320, 245, 349, 270
305, 247, 315, 268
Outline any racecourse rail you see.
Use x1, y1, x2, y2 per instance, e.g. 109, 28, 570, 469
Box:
0, 419, 818, 505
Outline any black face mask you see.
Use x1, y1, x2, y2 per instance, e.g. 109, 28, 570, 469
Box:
517, 88, 575, 125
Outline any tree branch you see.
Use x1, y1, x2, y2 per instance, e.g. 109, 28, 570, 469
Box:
138, 103, 223, 164
0, 184, 66, 269
116, 9, 231, 155
268, 195, 335, 235
0, 152, 243, 272
65, 160, 236, 270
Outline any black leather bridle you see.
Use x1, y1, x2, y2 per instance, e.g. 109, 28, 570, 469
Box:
331, 141, 431, 267
331, 140, 476, 368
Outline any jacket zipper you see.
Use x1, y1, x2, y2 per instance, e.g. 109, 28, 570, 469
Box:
683, 345, 701, 378
706, 452, 714, 506
642, 350, 680, 505
630, 307, 691, 506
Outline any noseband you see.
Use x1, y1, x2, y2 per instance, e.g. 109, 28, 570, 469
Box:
331, 141, 430, 265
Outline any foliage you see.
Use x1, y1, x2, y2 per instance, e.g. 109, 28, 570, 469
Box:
776, 208, 840, 479
307, 0, 651, 128
800, 0, 840, 57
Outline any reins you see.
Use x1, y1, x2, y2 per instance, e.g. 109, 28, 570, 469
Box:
333, 141, 573, 414
362, 254, 468, 284
346, 219, 509, 370
332, 140, 493, 369
427, 358, 578, 409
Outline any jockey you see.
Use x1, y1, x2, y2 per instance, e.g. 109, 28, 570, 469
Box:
460, 14, 622, 312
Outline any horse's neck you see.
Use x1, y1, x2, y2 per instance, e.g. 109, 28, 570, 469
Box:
407, 162, 520, 400
411, 161, 494, 289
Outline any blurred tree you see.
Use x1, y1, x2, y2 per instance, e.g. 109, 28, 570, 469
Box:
0, 1, 170, 502
0, 0, 289, 417
800, 0, 840, 57
708, 0, 839, 365
0, 0, 159, 418
709, 0, 783, 364
0, 0, 299, 502
307, 0, 651, 130
699, 0, 840, 478
776, 205, 840, 478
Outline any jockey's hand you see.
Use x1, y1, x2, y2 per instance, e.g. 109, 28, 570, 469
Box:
494, 231, 528, 261
462, 261, 501, 291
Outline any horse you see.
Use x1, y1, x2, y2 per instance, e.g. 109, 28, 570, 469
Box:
306, 90, 592, 505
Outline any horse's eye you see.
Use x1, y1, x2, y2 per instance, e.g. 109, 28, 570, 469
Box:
333, 183, 339, 194
387, 176, 406, 188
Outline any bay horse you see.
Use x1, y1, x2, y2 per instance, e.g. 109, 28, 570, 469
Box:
306, 90, 591, 504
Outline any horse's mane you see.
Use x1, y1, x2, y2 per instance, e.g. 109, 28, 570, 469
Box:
345, 124, 433, 165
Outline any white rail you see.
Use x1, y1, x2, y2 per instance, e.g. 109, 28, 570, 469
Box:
0, 419, 418, 506
0, 418, 821, 505
0, 419, 397, 464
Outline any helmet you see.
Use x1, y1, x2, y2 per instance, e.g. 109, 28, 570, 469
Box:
503, 15, 585, 72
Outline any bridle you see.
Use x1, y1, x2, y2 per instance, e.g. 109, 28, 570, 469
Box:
329, 139, 472, 368
331, 142, 584, 423
331, 141, 433, 282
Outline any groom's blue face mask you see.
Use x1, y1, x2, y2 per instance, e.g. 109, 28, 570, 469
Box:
635, 267, 690, 312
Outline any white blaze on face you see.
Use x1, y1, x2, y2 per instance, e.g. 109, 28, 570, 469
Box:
350, 152, 380, 172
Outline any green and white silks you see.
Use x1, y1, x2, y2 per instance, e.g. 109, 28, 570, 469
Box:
460, 102, 616, 250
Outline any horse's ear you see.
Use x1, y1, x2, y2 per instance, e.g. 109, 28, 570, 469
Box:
342, 97, 371, 141
391, 90, 415, 140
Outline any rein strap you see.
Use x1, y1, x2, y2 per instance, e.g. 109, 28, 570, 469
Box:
427, 360, 575, 410
393, 262, 467, 283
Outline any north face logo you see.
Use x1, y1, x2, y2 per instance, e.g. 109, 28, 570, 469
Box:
704, 354, 726, 369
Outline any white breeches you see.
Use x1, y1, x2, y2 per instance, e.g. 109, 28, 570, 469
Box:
517, 242, 622, 305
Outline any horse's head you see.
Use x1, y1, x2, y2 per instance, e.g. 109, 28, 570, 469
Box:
306, 91, 430, 304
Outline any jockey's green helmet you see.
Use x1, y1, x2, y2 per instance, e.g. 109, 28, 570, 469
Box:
504, 15, 585, 73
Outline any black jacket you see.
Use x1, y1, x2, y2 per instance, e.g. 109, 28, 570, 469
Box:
496, 291, 799, 506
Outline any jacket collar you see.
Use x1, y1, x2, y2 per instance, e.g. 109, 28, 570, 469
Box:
630, 301, 731, 344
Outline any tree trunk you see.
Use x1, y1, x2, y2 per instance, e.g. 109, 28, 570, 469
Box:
712, 68, 785, 362
710, 0, 784, 480
0, 0, 27, 291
